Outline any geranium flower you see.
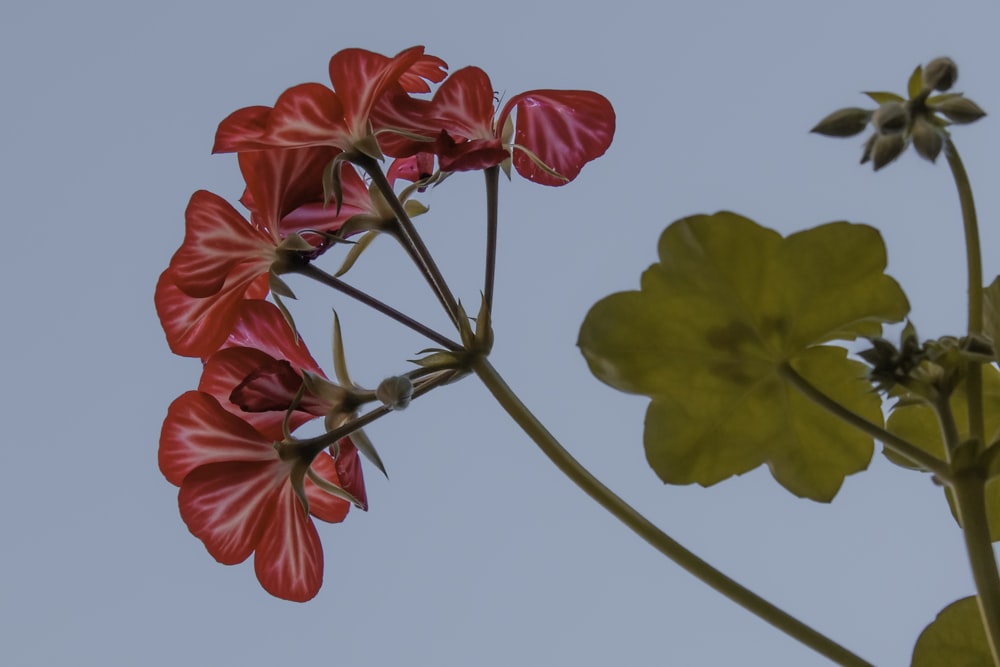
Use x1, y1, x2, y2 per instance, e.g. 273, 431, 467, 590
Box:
155, 145, 346, 357
390, 66, 616, 185
198, 299, 368, 507
160, 390, 355, 602
213, 46, 447, 158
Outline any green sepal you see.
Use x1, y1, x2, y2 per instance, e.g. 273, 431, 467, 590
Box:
323, 156, 346, 213
271, 291, 300, 345
349, 427, 388, 479
353, 133, 385, 162
863, 91, 905, 104
330, 311, 353, 387
474, 292, 493, 353
927, 92, 965, 106
269, 272, 298, 299
306, 465, 365, 508
403, 199, 429, 218
911, 596, 992, 667
907, 65, 924, 99
578, 212, 909, 501
335, 231, 379, 278
409, 350, 466, 369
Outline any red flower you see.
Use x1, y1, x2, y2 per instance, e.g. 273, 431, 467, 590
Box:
160, 390, 355, 602
199, 299, 368, 506
396, 66, 616, 185
213, 46, 447, 156
155, 146, 346, 357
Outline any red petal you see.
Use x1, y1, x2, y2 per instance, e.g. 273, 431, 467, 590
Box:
238, 146, 338, 234
254, 480, 324, 602
169, 191, 275, 297
306, 452, 352, 522
179, 459, 285, 565
200, 347, 316, 440
427, 67, 497, 140
328, 46, 425, 139
263, 83, 347, 150
159, 391, 276, 486
231, 358, 308, 412
155, 266, 269, 358
277, 163, 372, 236
334, 438, 367, 511
397, 52, 448, 93
213, 105, 271, 153
435, 132, 508, 173
221, 300, 323, 375
500, 90, 615, 186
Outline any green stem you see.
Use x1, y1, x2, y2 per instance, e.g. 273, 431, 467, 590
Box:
945, 138, 985, 446
473, 357, 874, 667
935, 396, 1000, 665
951, 472, 1000, 666
779, 363, 953, 483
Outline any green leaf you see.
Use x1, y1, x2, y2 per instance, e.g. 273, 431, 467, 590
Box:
984, 277, 1000, 362
887, 365, 1000, 538
864, 91, 906, 105
578, 212, 909, 501
908, 65, 925, 99
911, 596, 992, 667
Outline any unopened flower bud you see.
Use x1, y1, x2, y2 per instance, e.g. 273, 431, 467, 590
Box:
872, 102, 908, 134
870, 133, 906, 170
911, 117, 943, 163
810, 107, 872, 137
923, 57, 958, 91
934, 96, 987, 124
376, 376, 413, 410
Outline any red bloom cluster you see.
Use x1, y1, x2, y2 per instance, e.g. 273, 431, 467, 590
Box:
156, 45, 615, 602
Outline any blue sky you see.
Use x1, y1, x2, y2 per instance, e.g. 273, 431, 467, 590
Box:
3, 1, 1000, 664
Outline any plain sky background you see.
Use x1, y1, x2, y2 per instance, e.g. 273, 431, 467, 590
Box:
4, 1, 1000, 665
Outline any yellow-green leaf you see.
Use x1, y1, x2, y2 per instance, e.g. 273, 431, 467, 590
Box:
911, 596, 992, 667
578, 212, 909, 501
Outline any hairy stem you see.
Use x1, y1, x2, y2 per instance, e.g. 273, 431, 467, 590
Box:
473, 357, 874, 667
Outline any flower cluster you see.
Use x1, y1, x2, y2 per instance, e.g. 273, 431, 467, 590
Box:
811, 57, 986, 170
156, 45, 615, 601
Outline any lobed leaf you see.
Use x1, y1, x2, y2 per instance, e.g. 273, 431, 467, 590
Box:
578, 212, 909, 501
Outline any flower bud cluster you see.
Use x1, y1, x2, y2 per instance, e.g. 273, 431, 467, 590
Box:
811, 57, 985, 170
860, 324, 992, 402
